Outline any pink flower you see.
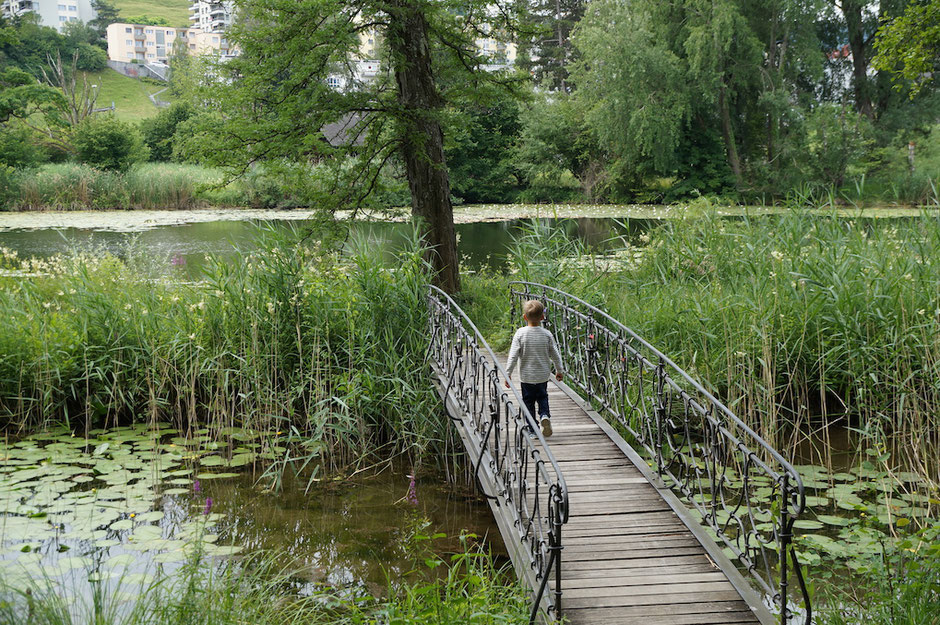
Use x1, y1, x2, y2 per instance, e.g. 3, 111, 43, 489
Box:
171, 254, 186, 267
203, 497, 213, 515
193, 479, 201, 493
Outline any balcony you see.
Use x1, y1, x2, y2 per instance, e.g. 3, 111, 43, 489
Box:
189, 13, 200, 21
209, 6, 225, 17
134, 44, 146, 52
210, 18, 226, 30
134, 32, 146, 40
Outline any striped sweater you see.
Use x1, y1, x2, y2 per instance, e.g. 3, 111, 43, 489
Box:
505, 325, 564, 384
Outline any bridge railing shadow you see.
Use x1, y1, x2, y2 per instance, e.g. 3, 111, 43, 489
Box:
427, 286, 569, 624
510, 281, 811, 625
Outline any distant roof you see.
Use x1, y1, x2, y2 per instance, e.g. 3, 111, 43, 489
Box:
321, 112, 365, 147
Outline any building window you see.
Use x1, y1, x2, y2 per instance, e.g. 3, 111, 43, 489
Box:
57, 4, 65, 10
58, 15, 67, 21
67, 5, 76, 11
125, 27, 132, 33
147, 54, 154, 58
146, 29, 153, 34
166, 30, 173, 35
189, 43, 195, 49
327, 76, 340, 88
125, 39, 132, 45
368, 38, 373, 44
69, 16, 76, 20
212, 36, 218, 42
179, 32, 186, 38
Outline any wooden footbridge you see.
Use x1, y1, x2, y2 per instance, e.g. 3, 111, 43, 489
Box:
427, 282, 811, 625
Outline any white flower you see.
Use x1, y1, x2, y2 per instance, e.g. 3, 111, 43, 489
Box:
266, 302, 276, 314
124, 303, 132, 310
771, 250, 784, 261
189, 333, 196, 340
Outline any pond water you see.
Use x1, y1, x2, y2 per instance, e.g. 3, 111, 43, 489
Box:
0, 425, 502, 603
0, 213, 657, 274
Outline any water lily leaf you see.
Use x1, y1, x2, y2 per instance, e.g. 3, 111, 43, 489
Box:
194, 473, 239, 480
793, 520, 824, 530
110, 519, 133, 531
815, 515, 852, 526
803, 496, 829, 507
161, 488, 190, 495
199, 456, 225, 467
135, 511, 164, 523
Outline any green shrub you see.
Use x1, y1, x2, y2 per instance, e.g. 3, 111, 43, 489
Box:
0, 126, 46, 168
140, 103, 195, 162
73, 115, 149, 172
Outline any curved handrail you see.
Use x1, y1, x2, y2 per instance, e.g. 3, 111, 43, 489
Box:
427, 285, 569, 622
510, 281, 810, 624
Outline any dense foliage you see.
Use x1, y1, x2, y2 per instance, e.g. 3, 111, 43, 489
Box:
0, 230, 442, 470
73, 114, 149, 171
2, 0, 940, 208
506, 210, 940, 479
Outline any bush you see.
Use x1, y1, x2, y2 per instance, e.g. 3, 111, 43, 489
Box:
73, 42, 108, 71
140, 103, 195, 162
0, 125, 46, 168
73, 115, 149, 172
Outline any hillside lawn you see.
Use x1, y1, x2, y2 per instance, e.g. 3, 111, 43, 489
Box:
86, 68, 164, 122
112, 0, 191, 27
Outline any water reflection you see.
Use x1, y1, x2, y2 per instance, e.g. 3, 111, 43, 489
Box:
0, 217, 660, 275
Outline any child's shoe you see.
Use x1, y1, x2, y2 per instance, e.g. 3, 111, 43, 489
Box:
540, 417, 552, 437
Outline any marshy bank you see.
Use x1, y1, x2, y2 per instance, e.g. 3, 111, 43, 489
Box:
1, 210, 938, 624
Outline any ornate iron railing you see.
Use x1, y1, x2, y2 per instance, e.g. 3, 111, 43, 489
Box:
509, 281, 811, 625
427, 286, 569, 624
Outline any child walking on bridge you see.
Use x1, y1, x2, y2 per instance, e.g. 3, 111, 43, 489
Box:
505, 300, 564, 437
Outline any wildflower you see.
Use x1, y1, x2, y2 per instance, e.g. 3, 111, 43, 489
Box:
267, 302, 276, 314
203, 497, 213, 515
193, 480, 201, 493
188, 333, 196, 340
124, 303, 132, 311
129, 513, 136, 518
771, 250, 784, 261
171, 254, 186, 267
406, 474, 418, 506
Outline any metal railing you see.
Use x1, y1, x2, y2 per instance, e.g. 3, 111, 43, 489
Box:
427, 286, 569, 624
509, 282, 811, 625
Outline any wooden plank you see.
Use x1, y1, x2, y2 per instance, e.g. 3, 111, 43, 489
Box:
562, 554, 715, 571
563, 546, 707, 562
555, 571, 729, 589
560, 563, 720, 580
561, 580, 737, 600
564, 589, 746, 609
564, 605, 757, 625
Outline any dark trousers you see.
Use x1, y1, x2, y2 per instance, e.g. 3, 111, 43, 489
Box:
520, 382, 550, 421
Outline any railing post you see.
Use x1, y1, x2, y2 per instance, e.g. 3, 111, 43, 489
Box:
552, 493, 563, 618
655, 357, 666, 477
779, 474, 791, 625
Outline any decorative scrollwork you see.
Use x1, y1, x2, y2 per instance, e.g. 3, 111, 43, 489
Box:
509, 282, 810, 625
427, 286, 569, 624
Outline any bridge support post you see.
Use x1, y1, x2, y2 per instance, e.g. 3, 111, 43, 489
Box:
779, 474, 791, 624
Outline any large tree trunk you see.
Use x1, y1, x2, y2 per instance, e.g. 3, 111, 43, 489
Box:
719, 83, 743, 186
842, 0, 874, 119
387, 0, 461, 293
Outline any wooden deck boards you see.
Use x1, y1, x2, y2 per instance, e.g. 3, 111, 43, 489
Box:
494, 357, 762, 625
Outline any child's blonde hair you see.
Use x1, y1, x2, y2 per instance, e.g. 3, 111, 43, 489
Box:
523, 300, 544, 320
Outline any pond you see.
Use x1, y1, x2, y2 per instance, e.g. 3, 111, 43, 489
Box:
0, 424, 503, 607
0, 210, 659, 274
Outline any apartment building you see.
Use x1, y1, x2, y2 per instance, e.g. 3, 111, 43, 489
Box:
106, 23, 235, 63
1, 0, 96, 31
189, 0, 234, 33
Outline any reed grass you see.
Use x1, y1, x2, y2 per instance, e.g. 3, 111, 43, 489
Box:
0, 536, 527, 625
2, 163, 303, 211
0, 226, 441, 472
505, 211, 940, 482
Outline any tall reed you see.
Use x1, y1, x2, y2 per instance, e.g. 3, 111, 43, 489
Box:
506, 212, 940, 482
0, 226, 441, 471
